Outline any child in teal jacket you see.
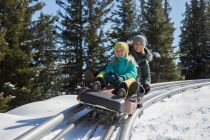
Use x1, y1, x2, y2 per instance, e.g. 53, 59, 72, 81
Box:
92, 42, 138, 97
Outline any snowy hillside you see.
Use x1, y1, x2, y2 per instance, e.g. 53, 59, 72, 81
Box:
0, 95, 78, 140
0, 86, 210, 140
131, 86, 210, 140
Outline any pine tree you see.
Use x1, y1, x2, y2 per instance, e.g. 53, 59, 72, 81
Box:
0, 0, 45, 111
144, 0, 180, 82
30, 13, 59, 98
0, 27, 11, 111
56, 0, 114, 91
84, 0, 114, 72
0, 93, 12, 112
206, 2, 210, 77
109, 0, 138, 42
179, 3, 191, 79
180, 0, 209, 79
144, 0, 164, 82
0, 21, 10, 111
164, 0, 171, 20
0, 28, 8, 61
198, 0, 208, 78
56, 0, 85, 91
161, 0, 182, 81
139, 0, 146, 32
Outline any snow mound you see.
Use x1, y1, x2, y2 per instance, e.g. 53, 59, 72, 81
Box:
7, 95, 78, 117
131, 86, 210, 140
0, 95, 78, 140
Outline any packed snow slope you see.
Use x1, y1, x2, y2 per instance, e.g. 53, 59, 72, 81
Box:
0, 86, 210, 140
131, 86, 210, 140
0, 95, 78, 140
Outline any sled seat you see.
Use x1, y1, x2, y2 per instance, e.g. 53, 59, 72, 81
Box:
79, 89, 125, 112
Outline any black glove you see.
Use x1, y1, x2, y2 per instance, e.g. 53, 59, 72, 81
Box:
114, 76, 125, 87
108, 71, 115, 75
108, 71, 119, 79
106, 72, 118, 85
143, 84, 150, 94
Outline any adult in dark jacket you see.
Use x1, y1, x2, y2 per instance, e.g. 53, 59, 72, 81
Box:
129, 35, 153, 94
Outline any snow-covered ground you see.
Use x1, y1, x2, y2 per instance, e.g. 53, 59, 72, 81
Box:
0, 86, 210, 140
0, 95, 78, 140
131, 86, 210, 140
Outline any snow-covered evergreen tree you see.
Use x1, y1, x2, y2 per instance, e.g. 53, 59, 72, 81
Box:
0, 0, 57, 111
57, 0, 114, 91
144, 0, 181, 82
108, 0, 138, 42
180, 0, 210, 79
139, 0, 146, 32
84, 0, 114, 72
56, 0, 85, 91
30, 13, 59, 98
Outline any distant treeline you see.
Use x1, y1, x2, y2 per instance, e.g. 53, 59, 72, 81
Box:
0, 0, 209, 112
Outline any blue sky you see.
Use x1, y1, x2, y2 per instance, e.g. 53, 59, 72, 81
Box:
36, 0, 190, 47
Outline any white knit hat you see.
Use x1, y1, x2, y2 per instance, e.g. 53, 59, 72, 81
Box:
133, 35, 147, 47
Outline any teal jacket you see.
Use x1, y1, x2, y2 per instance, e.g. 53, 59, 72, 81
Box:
130, 47, 153, 85
104, 57, 137, 80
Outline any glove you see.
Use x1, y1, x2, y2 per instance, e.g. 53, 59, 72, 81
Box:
143, 84, 150, 94
107, 71, 119, 80
108, 71, 115, 75
106, 71, 125, 86
118, 76, 125, 81
108, 71, 119, 79
105, 72, 118, 85
114, 76, 125, 87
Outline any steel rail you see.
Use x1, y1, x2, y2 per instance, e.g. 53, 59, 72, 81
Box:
151, 78, 210, 88
103, 115, 127, 140
15, 104, 84, 140
103, 80, 209, 140
52, 110, 92, 140
14, 79, 210, 140
118, 82, 210, 140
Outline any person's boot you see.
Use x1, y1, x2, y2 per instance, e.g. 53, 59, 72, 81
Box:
138, 85, 145, 96
84, 70, 95, 87
117, 88, 126, 97
137, 102, 143, 108
136, 85, 144, 108
92, 81, 101, 91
